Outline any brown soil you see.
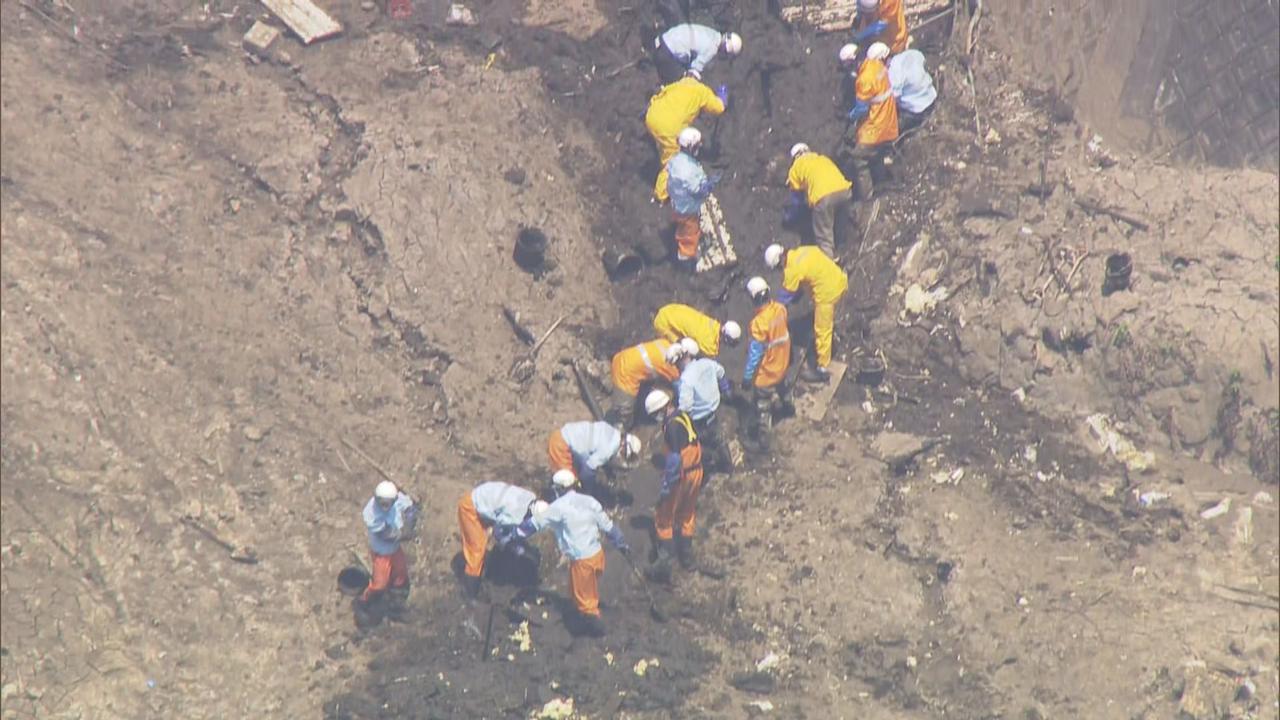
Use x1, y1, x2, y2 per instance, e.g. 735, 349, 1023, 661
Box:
2, 0, 1277, 719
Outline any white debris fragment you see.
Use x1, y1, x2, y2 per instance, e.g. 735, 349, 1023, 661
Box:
984, 128, 1002, 145
756, 652, 781, 672
1137, 490, 1169, 507
509, 620, 532, 652
1199, 498, 1230, 520
905, 655, 918, 669
446, 3, 478, 25
1011, 387, 1027, 404
1252, 491, 1274, 505
604, 652, 615, 666
1023, 445, 1038, 464
633, 658, 660, 677
902, 283, 949, 317
533, 697, 576, 720
1085, 413, 1154, 472
746, 700, 775, 713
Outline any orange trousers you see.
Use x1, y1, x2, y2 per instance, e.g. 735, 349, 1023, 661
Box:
655, 472, 704, 541
673, 211, 700, 261
547, 430, 574, 473
457, 492, 489, 578
569, 549, 606, 617
362, 547, 408, 601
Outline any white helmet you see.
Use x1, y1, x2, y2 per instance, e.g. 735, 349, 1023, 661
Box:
685, 68, 702, 80
552, 469, 577, 488
374, 480, 398, 501
722, 32, 743, 56
677, 126, 703, 151
623, 433, 642, 460
857, 0, 879, 9
722, 321, 742, 342
645, 389, 672, 416
764, 243, 785, 269
679, 337, 701, 357
789, 142, 810, 159
838, 43, 859, 65
866, 42, 890, 61
531, 500, 551, 518
747, 276, 769, 298
663, 342, 684, 365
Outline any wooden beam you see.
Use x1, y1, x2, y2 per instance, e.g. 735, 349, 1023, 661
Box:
260, 0, 342, 45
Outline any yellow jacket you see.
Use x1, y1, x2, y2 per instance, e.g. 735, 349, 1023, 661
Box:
787, 153, 853, 207
645, 78, 726, 139
782, 246, 849, 305
611, 339, 681, 396
653, 303, 722, 357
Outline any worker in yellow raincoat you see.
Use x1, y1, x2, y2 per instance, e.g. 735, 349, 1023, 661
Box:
782, 143, 855, 260
652, 303, 741, 357
763, 243, 848, 383
645, 76, 727, 203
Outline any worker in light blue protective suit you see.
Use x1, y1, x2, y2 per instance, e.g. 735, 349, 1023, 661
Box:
360, 480, 418, 605
651, 23, 743, 84
887, 49, 936, 131
672, 337, 733, 471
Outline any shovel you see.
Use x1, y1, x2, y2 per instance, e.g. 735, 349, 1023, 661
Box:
508, 315, 564, 383
180, 515, 258, 564
621, 550, 668, 622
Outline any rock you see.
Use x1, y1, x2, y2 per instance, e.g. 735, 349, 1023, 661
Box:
871, 432, 938, 471
503, 167, 527, 185
242, 424, 269, 442
1178, 666, 1237, 719
730, 670, 776, 694
745, 699, 775, 716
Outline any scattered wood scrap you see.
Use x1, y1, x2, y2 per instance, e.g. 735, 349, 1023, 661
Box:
243, 21, 280, 55
1074, 197, 1150, 231
260, 0, 342, 45
794, 360, 848, 422
696, 193, 737, 273
779, 0, 948, 33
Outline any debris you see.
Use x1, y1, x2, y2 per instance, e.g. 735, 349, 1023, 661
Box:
509, 620, 532, 652
1074, 197, 1149, 232
983, 128, 1002, 145
259, 0, 343, 45
1178, 666, 1238, 720
532, 697, 576, 720
1252, 491, 1273, 506
1199, 498, 1231, 520
1137, 490, 1169, 507
446, 3, 478, 26
1085, 413, 1155, 472
777, 0, 948, 32
508, 315, 564, 383
745, 699, 775, 715
871, 432, 941, 471
242, 21, 280, 55
931, 467, 964, 485
730, 670, 777, 694
902, 282, 948, 317
179, 516, 259, 564
696, 193, 738, 273
632, 658, 660, 677
360, 1, 375, 10
604, 652, 614, 666
755, 652, 781, 672
242, 424, 269, 442
501, 306, 536, 346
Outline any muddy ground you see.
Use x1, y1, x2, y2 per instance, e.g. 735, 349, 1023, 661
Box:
2, 0, 1278, 719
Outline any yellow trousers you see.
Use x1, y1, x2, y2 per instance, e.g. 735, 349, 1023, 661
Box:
649, 126, 679, 202
814, 301, 836, 368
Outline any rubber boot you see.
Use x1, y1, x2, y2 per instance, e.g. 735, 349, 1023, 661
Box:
580, 613, 607, 637
647, 539, 676, 583
461, 574, 481, 600
800, 365, 831, 384
675, 536, 695, 570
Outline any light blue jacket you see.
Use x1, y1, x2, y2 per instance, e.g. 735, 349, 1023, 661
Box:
660, 23, 723, 76
363, 493, 415, 556
527, 491, 619, 561
560, 421, 621, 486
666, 151, 714, 216
888, 50, 937, 115
676, 357, 728, 420
471, 482, 537, 527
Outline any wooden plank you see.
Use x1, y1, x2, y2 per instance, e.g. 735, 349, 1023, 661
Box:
780, 0, 949, 33
260, 0, 342, 45
696, 192, 738, 273
242, 21, 281, 55
794, 360, 848, 422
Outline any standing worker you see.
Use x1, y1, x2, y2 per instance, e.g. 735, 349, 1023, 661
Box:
646, 76, 727, 204
851, 0, 908, 55
764, 243, 848, 383
515, 470, 630, 636
673, 338, 732, 471
783, 143, 855, 260
609, 338, 684, 428
547, 420, 643, 497
644, 389, 706, 571
652, 23, 743, 84
360, 481, 418, 606
887, 47, 937, 131
667, 128, 720, 271
652, 302, 741, 357
845, 42, 899, 200
456, 481, 539, 599
741, 276, 792, 449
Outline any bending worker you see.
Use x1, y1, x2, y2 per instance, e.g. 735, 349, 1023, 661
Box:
646, 76, 727, 203
644, 389, 706, 572
360, 481, 418, 605
456, 481, 538, 599
547, 420, 642, 497
667, 128, 719, 271
845, 42, 899, 200
764, 242, 848, 383
652, 23, 743, 84
783, 143, 855, 260
887, 47, 937, 131
673, 337, 732, 471
852, 0, 908, 55
742, 276, 792, 449
653, 302, 741, 357
609, 338, 684, 428
516, 470, 630, 636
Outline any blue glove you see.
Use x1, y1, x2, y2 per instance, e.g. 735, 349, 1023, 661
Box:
847, 101, 870, 123
853, 19, 889, 44
781, 190, 805, 224
715, 84, 729, 109
604, 526, 630, 554
493, 524, 515, 546
708, 171, 723, 187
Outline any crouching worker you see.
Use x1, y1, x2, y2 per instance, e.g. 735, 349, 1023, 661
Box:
456, 481, 539, 599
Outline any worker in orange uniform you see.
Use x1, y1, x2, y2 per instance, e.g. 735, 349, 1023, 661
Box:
782, 143, 856, 260
764, 242, 848, 383
456, 481, 539, 599
547, 420, 642, 498
652, 302, 741, 357
360, 481, 418, 607
741, 276, 792, 450
852, 0, 908, 55
845, 42, 899, 200
645, 76, 727, 203
515, 470, 630, 636
609, 338, 684, 428
644, 389, 706, 572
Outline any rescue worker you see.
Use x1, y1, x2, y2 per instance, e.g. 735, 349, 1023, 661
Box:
673, 337, 732, 471
646, 76, 727, 203
783, 143, 855, 260
741, 276, 792, 449
360, 480, 418, 605
667, 127, 720, 271
547, 420, 643, 496
515, 470, 630, 636
851, 0, 908, 55
887, 47, 937, 132
652, 302, 741, 357
644, 389, 706, 571
764, 243, 848, 383
608, 338, 684, 428
845, 42, 899, 200
652, 23, 743, 84
456, 481, 538, 598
